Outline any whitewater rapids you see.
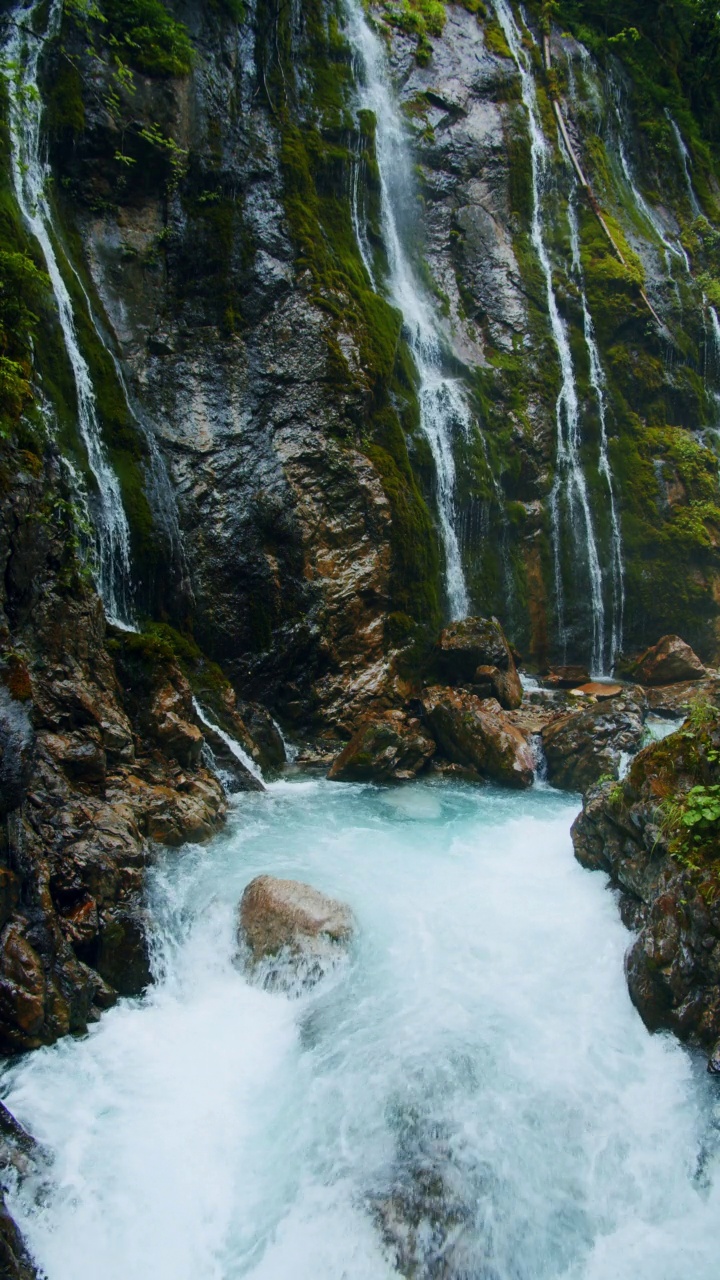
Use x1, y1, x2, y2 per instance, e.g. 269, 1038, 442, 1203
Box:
2, 778, 719, 1279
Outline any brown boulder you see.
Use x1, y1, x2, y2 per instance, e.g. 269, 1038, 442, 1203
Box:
148, 684, 204, 767
546, 665, 590, 688
632, 635, 706, 686
432, 617, 523, 710
327, 711, 435, 783
421, 687, 534, 789
541, 689, 646, 792
238, 875, 355, 991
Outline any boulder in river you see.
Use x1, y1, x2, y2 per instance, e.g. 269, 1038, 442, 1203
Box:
540, 689, 646, 792
422, 687, 534, 789
238, 875, 355, 991
431, 617, 523, 710
631, 635, 706, 686
327, 711, 435, 783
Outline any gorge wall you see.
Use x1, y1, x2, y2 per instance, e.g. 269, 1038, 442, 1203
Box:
1, 0, 720, 1045
2, 0, 719, 725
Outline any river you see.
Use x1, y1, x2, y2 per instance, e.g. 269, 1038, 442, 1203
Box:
2, 777, 719, 1279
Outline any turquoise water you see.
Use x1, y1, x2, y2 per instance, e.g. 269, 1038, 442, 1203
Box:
3, 778, 719, 1278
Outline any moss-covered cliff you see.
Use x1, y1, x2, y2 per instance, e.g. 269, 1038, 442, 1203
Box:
4, 0, 720, 723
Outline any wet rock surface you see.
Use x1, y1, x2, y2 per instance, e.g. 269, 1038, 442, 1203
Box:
238, 875, 355, 991
541, 689, 647, 792
572, 705, 720, 1064
422, 687, 534, 789
431, 617, 523, 711
631, 635, 707, 686
327, 711, 435, 783
0, 448, 229, 1055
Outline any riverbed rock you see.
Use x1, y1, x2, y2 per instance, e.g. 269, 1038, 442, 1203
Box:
327, 711, 435, 783
632, 635, 707, 686
540, 689, 647, 792
238, 876, 355, 991
431, 618, 523, 710
422, 687, 534, 789
571, 713, 720, 1065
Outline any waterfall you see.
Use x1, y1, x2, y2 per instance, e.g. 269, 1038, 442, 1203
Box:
344, 0, 470, 621
494, 0, 607, 673
667, 114, 702, 220
191, 698, 266, 787
568, 197, 625, 668
2, 0, 134, 627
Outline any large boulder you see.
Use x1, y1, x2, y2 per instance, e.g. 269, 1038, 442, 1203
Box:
327, 711, 435, 783
431, 617, 523, 710
632, 635, 706, 686
238, 876, 355, 991
421, 687, 534, 789
541, 689, 646, 792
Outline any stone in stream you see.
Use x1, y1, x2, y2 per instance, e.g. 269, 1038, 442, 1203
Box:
327, 711, 435, 783
631, 634, 707, 686
540, 689, 647, 793
421, 688, 534, 789
0, 1102, 49, 1280
431, 618, 523, 711
238, 876, 355, 992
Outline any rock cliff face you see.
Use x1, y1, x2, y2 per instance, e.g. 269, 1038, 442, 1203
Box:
6, 0, 718, 730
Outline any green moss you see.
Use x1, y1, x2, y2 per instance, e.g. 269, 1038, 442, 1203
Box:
97, 0, 193, 76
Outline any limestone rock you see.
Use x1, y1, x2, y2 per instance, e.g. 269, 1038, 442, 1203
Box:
148, 684, 204, 768
238, 875, 354, 990
541, 690, 647, 792
632, 635, 706, 686
327, 711, 435, 783
431, 617, 523, 710
422, 687, 534, 788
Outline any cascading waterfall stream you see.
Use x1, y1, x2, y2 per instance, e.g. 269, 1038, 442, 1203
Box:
2, 0, 134, 627
344, 0, 470, 620
494, 0, 606, 673
567, 196, 625, 667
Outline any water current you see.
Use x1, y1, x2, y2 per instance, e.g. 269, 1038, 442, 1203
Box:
3, 777, 719, 1279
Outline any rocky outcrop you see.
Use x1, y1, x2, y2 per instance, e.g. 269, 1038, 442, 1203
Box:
327, 711, 435, 783
0, 1103, 46, 1279
572, 712, 720, 1065
631, 635, 707, 686
431, 617, 523, 710
422, 687, 534, 789
0, 445, 229, 1054
541, 689, 647, 792
238, 875, 355, 991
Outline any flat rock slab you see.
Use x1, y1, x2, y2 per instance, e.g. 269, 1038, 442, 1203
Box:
576, 682, 624, 699
238, 875, 355, 992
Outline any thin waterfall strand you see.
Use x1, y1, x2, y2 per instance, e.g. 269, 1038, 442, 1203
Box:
668, 114, 702, 220
192, 699, 266, 787
568, 197, 625, 667
494, 0, 606, 671
2, 0, 134, 626
344, 0, 470, 620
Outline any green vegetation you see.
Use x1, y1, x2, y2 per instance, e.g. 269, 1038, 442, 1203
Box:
67, 0, 193, 76
543, 0, 720, 156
